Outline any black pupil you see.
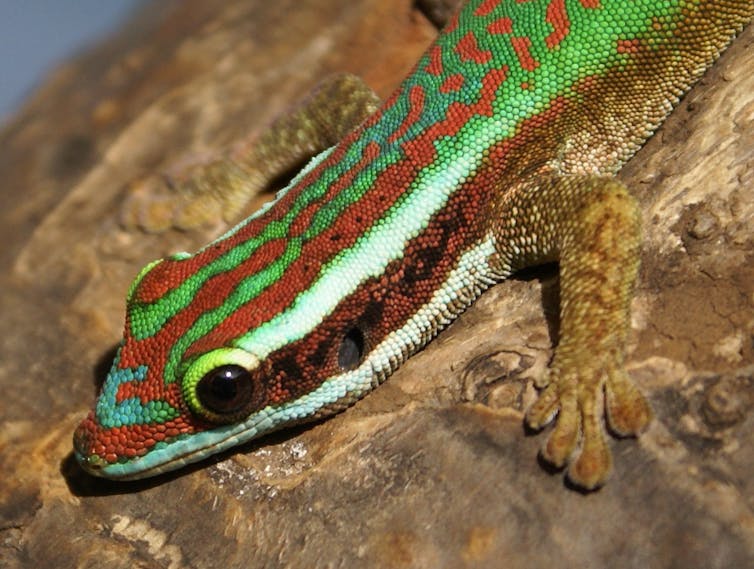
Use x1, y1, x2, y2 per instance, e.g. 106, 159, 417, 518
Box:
338, 328, 365, 370
196, 365, 253, 415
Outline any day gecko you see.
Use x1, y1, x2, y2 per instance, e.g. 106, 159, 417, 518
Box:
74, 0, 753, 489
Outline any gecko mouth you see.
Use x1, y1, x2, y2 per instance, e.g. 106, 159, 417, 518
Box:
71, 405, 268, 480
72, 421, 202, 480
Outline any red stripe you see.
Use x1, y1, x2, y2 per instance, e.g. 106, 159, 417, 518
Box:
425, 44, 444, 76
444, 12, 460, 33
455, 31, 493, 64
487, 16, 513, 35
404, 65, 508, 165
474, 0, 503, 17
545, 0, 569, 49
511, 36, 539, 71
440, 73, 465, 93
388, 86, 426, 143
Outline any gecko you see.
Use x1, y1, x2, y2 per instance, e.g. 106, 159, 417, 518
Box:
74, 0, 754, 489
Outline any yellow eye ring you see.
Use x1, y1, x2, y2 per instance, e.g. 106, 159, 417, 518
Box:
181, 348, 263, 424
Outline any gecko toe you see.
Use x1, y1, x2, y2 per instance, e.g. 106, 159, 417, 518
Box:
566, 412, 612, 490
537, 386, 579, 468
605, 369, 652, 436
525, 382, 560, 430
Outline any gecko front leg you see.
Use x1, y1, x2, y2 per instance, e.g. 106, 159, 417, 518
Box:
492, 175, 653, 489
121, 73, 381, 232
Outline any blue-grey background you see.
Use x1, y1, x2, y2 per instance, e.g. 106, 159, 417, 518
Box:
0, 1, 141, 121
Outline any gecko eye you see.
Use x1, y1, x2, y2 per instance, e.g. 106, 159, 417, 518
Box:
181, 348, 265, 424
338, 327, 366, 370
196, 365, 255, 415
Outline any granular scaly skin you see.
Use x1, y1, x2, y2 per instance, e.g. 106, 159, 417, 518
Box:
74, 0, 754, 488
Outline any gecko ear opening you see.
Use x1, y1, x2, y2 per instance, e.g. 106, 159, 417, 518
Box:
337, 327, 366, 371
181, 348, 266, 424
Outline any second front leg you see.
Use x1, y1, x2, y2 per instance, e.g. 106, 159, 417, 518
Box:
491, 175, 653, 489
122, 74, 381, 232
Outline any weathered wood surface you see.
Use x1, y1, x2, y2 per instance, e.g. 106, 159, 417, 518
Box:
1, 1, 752, 567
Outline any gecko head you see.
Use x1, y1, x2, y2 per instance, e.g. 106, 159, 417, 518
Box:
73, 234, 378, 480
73, 254, 264, 479
72, 339, 268, 480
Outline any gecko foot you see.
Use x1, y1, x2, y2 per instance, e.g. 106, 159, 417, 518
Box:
121, 154, 252, 233
526, 355, 651, 490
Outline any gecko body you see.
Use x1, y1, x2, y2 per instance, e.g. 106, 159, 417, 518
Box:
74, 0, 753, 487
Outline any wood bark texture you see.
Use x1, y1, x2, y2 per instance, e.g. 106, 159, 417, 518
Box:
1, 1, 752, 567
